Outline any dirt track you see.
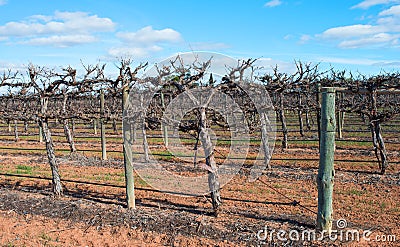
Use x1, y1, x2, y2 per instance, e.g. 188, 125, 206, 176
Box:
0, 149, 399, 246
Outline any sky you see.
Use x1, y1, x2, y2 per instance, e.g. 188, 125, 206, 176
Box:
1, 0, 400, 76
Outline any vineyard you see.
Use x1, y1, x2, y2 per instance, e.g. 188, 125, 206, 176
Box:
0, 56, 399, 246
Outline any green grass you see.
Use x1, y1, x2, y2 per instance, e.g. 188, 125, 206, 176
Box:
2, 242, 16, 247
348, 189, 364, 196
39, 233, 52, 241
15, 165, 33, 175
135, 175, 148, 187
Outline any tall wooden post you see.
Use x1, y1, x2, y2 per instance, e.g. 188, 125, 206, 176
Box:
336, 92, 343, 139
317, 87, 336, 232
160, 92, 168, 147
14, 120, 19, 142
38, 124, 43, 143
7, 119, 11, 133
123, 86, 135, 209
100, 90, 107, 160
336, 111, 343, 139
316, 83, 321, 150
93, 119, 98, 135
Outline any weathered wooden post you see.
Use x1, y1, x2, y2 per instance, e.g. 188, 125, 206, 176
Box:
93, 118, 98, 135
7, 119, 11, 133
315, 83, 321, 150
14, 120, 19, 142
122, 86, 135, 209
317, 87, 336, 232
160, 91, 168, 147
336, 92, 343, 139
336, 111, 343, 139
100, 90, 107, 160
38, 123, 43, 143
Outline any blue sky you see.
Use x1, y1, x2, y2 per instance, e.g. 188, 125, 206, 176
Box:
1, 0, 400, 76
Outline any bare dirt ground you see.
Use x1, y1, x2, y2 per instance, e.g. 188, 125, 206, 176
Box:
0, 143, 399, 247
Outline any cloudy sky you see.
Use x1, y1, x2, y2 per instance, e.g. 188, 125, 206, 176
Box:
1, 0, 400, 75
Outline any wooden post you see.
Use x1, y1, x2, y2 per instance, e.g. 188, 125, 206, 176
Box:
93, 119, 98, 135
100, 90, 107, 160
38, 124, 43, 143
317, 87, 336, 232
14, 120, 19, 142
279, 93, 288, 149
316, 83, 321, 150
340, 112, 345, 131
7, 119, 11, 133
160, 92, 168, 147
336, 92, 343, 139
62, 94, 76, 153
122, 86, 135, 209
336, 111, 343, 139
297, 92, 304, 137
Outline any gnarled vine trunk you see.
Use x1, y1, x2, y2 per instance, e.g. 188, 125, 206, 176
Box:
199, 107, 221, 214
260, 111, 271, 169
40, 97, 63, 196
370, 120, 388, 174
369, 91, 388, 174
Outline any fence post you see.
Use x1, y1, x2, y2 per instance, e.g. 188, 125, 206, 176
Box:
336, 111, 343, 139
317, 87, 336, 233
315, 83, 321, 150
336, 92, 343, 139
123, 86, 135, 209
14, 120, 19, 142
100, 90, 107, 160
38, 124, 43, 143
160, 92, 168, 147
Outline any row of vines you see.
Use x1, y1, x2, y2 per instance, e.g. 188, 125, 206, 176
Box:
0, 56, 399, 213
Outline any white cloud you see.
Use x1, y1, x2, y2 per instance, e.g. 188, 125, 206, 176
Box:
372, 61, 400, 66
320, 24, 384, 39
254, 57, 296, 74
0, 11, 115, 37
316, 2, 400, 49
351, 0, 400, 9
284, 34, 293, 40
0, 11, 116, 47
116, 26, 181, 44
0, 61, 25, 71
318, 56, 378, 66
317, 56, 400, 68
0, 0, 7, 6
319, 23, 399, 48
299, 34, 312, 44
109, 26, 182, 58
21, 35, 98, 47
264, 0, 282, 7
339, 33, 399, 48
108, 45, 162, 58
379, 4, 400, 15
187, 42, 230, 50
